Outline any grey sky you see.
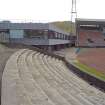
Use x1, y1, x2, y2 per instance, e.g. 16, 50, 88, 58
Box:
0, 0, 104, 22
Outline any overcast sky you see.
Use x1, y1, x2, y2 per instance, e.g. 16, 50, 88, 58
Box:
0, 0, 104, 22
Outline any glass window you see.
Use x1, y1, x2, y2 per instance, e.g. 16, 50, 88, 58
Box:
55, 32, 58, 38
48, 30, 55, 39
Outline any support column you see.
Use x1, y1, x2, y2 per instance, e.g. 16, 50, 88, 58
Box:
48, 46, 52, 52
56, 45, 61, 51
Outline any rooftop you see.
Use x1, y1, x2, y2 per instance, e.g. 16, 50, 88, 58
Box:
76, 18, 105, 25
0, 22, 69, 35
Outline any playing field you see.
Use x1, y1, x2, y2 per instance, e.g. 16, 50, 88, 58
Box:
74, 48, 105, 81
77, 48, 105, 74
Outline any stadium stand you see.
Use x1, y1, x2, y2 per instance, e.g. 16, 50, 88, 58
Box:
2, 49, 105, 105
78, 30, 105, 46
76, 18, 105, 47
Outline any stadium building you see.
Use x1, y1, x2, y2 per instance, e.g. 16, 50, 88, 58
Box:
76, 18, 105, 47
0, 21, 74, 51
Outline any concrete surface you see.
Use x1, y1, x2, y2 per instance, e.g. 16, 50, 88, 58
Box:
1, 49, 105, 105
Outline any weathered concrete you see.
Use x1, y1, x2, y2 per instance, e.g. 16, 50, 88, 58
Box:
0, 44, 21, 105
1, 49, 105, 105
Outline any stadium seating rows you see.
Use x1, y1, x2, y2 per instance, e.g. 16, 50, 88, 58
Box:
2, 49, 105, 105
78, 30, 105, 46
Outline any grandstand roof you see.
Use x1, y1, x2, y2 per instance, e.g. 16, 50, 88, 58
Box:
76, 18, 105, 25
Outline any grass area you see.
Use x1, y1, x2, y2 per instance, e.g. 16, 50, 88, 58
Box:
72, 61, 105, 81
50, 21, 75, 34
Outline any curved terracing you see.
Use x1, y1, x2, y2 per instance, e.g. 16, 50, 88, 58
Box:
1, 49, 105, 105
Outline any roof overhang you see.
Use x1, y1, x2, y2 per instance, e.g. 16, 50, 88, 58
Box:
76, 18, 105, 26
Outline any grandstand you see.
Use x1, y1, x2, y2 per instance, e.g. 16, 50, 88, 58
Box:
76, 18, 105, 47
2, 49, 105, 105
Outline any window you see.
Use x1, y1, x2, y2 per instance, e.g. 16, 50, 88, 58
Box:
48, 31, 55, 39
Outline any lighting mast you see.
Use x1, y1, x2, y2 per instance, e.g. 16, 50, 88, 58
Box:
71, 0, 77, 35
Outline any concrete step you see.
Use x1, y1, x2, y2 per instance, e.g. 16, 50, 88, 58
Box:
27, 52, 71, 105
39, 54, 95, 105
17, 50, 55, 105
45, 55, 105, 105
35, 53, 88, 105
1, 49, 30, 105
2, 49, 105, 105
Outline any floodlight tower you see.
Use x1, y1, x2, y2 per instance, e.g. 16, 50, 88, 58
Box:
71, 0, 77, 35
